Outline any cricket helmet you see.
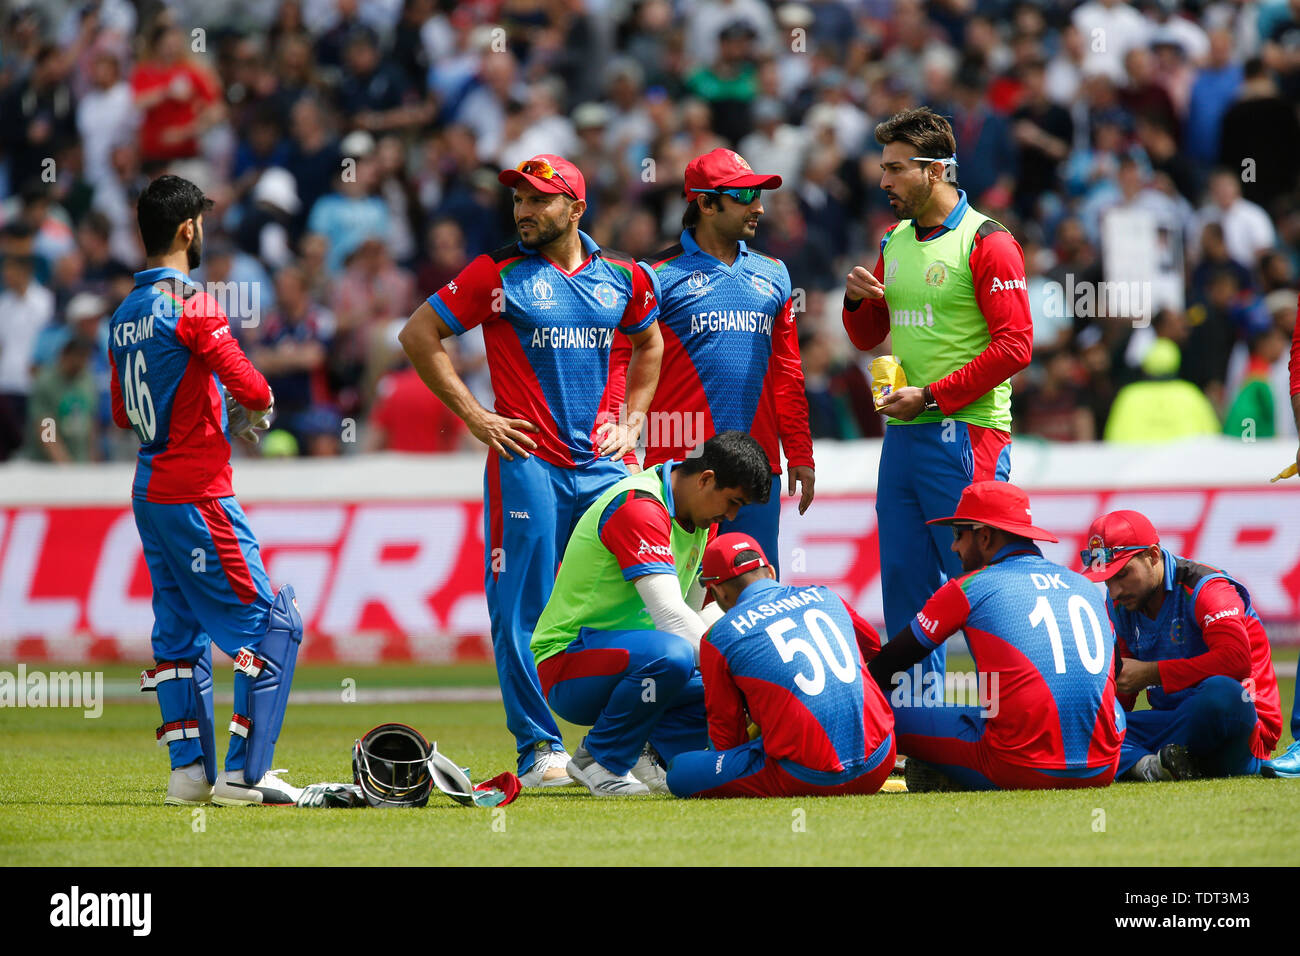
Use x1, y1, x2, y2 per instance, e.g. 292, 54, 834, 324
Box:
352, 722, 434, 807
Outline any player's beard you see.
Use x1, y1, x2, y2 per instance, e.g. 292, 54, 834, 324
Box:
187, 229, 203, 270
891, 178, 933, 221
518, 214, 565, 249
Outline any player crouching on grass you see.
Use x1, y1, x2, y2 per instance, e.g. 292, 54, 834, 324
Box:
665, 534, 897, 799
867, 482, 1126, 792
1080, 510, 1282, 781
530, 431, 772, 795
110, 175, 304, 807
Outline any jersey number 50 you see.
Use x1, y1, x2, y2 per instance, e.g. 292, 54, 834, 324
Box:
121, 351, 156, 442
766, 610, 858, 697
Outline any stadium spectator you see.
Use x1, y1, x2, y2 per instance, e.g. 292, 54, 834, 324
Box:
1186, 30, 1243, 167
129, 23, 223, 171
249, 265, 334, 437
1014, 347, 1096, 442
0, 236, 54, 459
1073, 0, 1150, 84
1011, 57, 1073, 220
366, 360, 469, 453
1222, 323, 1289, 440
305, 129, 389, 272
284, 97, 341, 235
24, 336, 97, 463
1104, 337, 1221, 441
77, 48, 138, 189
1216, 58, 1300, 212
0, 44, 78, 190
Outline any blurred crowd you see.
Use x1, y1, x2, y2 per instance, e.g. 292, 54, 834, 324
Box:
1, 0, 1298, 463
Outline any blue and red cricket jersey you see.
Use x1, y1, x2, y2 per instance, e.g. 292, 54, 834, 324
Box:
426, 231, 658, 468
911, 544, 1124, 771
701, 577, 894, 783
108, 268, 271, 503
1108, 549, 1282, 760
628, 229, 813, 474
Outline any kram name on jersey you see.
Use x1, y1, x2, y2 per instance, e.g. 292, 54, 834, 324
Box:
688, 309, 775, 335
728, 586, 827, 634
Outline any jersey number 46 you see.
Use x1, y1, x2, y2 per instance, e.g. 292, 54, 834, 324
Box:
121, 350, 157, 442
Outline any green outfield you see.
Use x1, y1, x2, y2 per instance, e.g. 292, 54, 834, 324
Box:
2, 659, 1299, 866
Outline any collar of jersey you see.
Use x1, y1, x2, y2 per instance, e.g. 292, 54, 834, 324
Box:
912, 188, 969, 241
735, 575, 782, 604
134, 266, 200, 290
987, 540, 1042, 566
515, 229, 601, 276
1159, 546, 1177, 593
680, 228, 748, 271
658, 460, 679, 517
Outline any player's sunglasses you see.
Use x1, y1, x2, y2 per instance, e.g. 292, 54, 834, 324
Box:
695, 186, 763, 204
1079, 544, 1148, 567
516, 159, 576, 196
951, 523, 984, 540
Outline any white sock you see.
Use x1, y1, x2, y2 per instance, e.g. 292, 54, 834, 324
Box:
180, 760, 206, 781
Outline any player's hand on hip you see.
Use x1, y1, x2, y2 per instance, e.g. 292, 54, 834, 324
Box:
876, 386, 926, 421
595, 414, 643, 462
471, 411, 539, 460
845, 265, 885, 302
788, 465, 815, 514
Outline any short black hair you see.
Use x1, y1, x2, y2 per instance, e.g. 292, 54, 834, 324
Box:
681, 193, 717, 229
136, 174, 213, 257
676, 430, 771, 503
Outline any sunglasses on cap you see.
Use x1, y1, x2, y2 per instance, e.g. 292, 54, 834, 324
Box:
950, 522, 985, 541
1079, 544, 1149, 567
695, 186, 762, 204
516, 159, 576, 196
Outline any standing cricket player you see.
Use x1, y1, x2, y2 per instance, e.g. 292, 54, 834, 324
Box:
841, 107, 1032, 698
399, 154, 663, 786
1268, 294, 1300, 776
110, 175, 304, 806
622, 148, 814, 574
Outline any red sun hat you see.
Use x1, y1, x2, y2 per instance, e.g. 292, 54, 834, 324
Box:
701, 532, 771, 584
684, 148, 782, 200
926, 480, 1060, 542
1079, 510, 1160, 582
498, 154, 586, 201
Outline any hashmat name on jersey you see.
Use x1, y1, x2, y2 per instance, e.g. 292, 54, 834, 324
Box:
688, 310, 775, 335
728, 586, 827, 634
529, 326, 617, 349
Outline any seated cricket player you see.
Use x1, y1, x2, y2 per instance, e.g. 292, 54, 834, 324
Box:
867, 481, 1126, 791
665, 534, 896, 798
530, 431, 773, 796
110, 174, 304, 806
1080, 510, 1282, 780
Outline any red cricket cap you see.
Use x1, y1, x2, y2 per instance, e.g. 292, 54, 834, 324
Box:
701, 532, 771, 584
683, 148, 782, 200
1079, 510, 1160, 582
498, 154, 586, 201
927, 481, 1060, 542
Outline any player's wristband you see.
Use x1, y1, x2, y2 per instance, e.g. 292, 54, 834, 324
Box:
922, 385, 940, 411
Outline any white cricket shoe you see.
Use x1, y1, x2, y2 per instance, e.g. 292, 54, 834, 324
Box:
518, 742, 574, 788
567, 746, 650, 797
213, 769, 303, 806
630, 745, 670, 794
164, 762, 213, 806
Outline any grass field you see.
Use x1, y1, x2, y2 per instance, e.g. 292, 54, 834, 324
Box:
3, 657, 1299, 866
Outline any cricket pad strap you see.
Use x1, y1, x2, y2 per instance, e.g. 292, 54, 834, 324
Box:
232, 585, 303, 783
148, 648, 217, 784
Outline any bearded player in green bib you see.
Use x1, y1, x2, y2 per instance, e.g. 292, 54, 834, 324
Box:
841, 107, 1033, 700
532, 431, 772, 795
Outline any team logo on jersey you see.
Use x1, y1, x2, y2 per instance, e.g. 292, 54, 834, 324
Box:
688, 270, 711, 296
531, 276, 554, 302
924, 261, 948, 287
687, 546, 700, 570
751, 274, 773, 297
884, 258, 899, 286
593, 282, 619, 308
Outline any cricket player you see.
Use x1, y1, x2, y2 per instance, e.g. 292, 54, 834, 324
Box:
842, 107, 1032, 700
621, 148, 815, 574
1081, 510, 1282, 780
531, 431, 773, 796
399, 155, 663, 786
1265, 295, 1300, 777
666, 533, 896, 799
867, 482, 1126, 791
110, 174, 303, 806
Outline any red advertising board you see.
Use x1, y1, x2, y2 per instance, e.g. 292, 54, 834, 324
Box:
3, 487, 1299, 661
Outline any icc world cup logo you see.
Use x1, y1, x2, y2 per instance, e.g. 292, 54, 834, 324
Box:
532, 276, 554, 301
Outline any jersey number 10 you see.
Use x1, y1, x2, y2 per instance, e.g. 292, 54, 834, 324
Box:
121, 350, 157, 442
1028, 594, 1107, 675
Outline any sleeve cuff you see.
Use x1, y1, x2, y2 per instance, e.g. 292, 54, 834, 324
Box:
622, 561, 676, 581
427, 294, 466, 335
620, 311, 657, 336
910, 617, 940, 650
